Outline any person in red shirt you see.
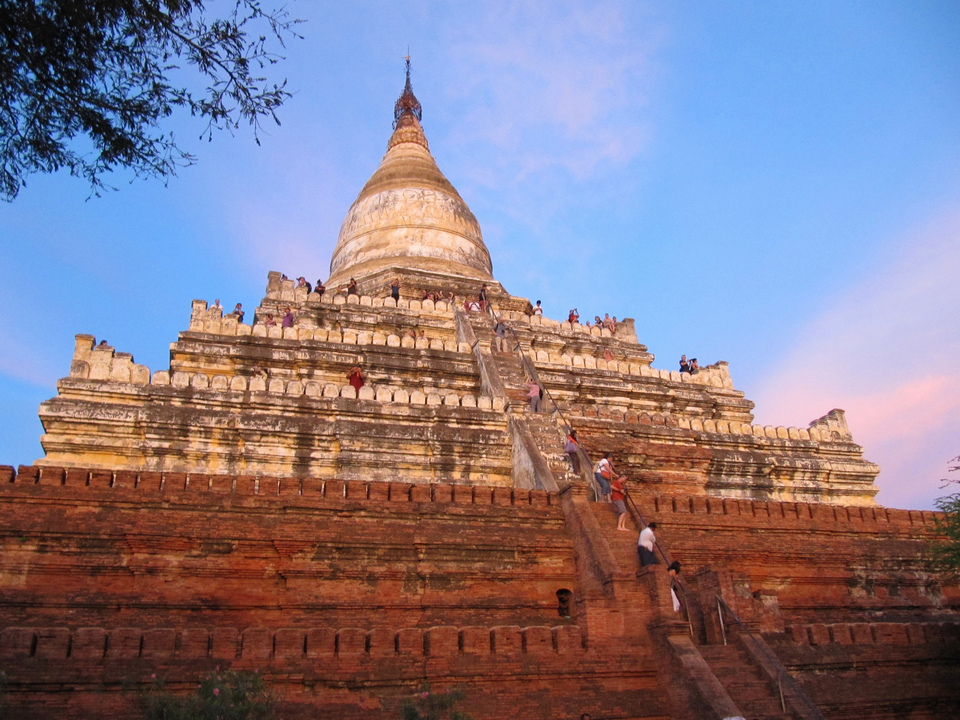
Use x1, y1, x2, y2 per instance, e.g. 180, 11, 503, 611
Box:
610, 475, 629, 530
347, 366, 365, 392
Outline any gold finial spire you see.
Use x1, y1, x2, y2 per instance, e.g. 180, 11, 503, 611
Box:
393, 54, 422, 128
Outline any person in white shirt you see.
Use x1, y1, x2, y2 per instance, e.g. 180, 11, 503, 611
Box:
638, 522, 658, 566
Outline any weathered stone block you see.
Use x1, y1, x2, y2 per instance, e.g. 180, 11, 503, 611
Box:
368, 627, 395, 657
71, 628, 107, 658
337, 628, 367, 655
492, 626, 521, 655
554, 625, 583, 654
35, 628, 70, 659
460, 627, 491, 655
306, 628, 336, 657
522, 626, 553, 654
142, 628, 176, 658
241, 628, 273, 659
426, 626, 458, 656
0, 628, 35, 658
108, 628, 142, 658
396, 628, 423, 656
275, 628, 305, 659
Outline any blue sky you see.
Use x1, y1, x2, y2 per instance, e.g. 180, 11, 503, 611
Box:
1, 1, 958, 509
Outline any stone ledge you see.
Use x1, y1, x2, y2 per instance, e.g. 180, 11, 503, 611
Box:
0, 624, 584, 660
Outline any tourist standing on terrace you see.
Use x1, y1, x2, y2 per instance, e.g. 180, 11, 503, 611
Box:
478, 284, 488, 311
391, 277, 400, 301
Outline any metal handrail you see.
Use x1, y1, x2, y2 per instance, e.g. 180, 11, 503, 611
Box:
714, 594, 827, 720
478, 305, 603, 500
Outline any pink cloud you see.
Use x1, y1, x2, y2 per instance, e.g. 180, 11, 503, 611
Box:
751, 207, 960, 510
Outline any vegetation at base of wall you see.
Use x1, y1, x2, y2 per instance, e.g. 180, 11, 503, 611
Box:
141, 669, 275, 720
932, 455, 960, 576
400, 684, 474, 720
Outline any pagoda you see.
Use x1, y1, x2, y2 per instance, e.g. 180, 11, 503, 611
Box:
1, 64, 957, 720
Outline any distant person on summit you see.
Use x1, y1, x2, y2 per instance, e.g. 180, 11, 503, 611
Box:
679, 355, 690, 373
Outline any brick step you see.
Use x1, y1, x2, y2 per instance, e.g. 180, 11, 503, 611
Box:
697, 645, 794, 719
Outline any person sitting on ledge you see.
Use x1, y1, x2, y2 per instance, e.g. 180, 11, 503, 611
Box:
347, 278, 358, 295
281, 307, 295, 328
689, 358, 700, 374
233, 303, 244, 323
315, 279, 326, 297
98, 339, 109, 346
679, 355, 690, 373
211, 298, 222, 313
347, 365, 365, 391
568, 308, 579, 324
263, 313, 277, 326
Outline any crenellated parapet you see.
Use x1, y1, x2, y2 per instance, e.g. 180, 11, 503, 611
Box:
0, 623, 586, 661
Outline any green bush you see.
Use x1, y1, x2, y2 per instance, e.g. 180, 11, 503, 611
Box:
142, 669, 275, 720
932, 455, 960, 576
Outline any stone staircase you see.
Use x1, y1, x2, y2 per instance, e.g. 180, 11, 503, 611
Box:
466, 313, 579, 484
587, 499, 802, 720
698, 643, 796, 720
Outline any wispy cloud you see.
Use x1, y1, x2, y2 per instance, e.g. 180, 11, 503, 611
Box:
751, 206, 960, 509
439, 1, 660, 185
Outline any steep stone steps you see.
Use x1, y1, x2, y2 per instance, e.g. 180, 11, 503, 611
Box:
698, 643, 795, 720
465, 312, 580, 484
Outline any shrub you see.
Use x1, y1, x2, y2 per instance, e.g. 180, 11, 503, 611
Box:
142, 669, 275, 720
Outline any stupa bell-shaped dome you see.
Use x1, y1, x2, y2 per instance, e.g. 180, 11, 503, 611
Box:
328, 62, 493, 285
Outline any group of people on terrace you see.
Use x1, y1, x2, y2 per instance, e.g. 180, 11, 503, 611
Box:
566, 309, 618, 332
679, 355, 700, 374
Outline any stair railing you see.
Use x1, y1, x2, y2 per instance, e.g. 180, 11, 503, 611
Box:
477, 305, 604, 500
714, 594, 827, 720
